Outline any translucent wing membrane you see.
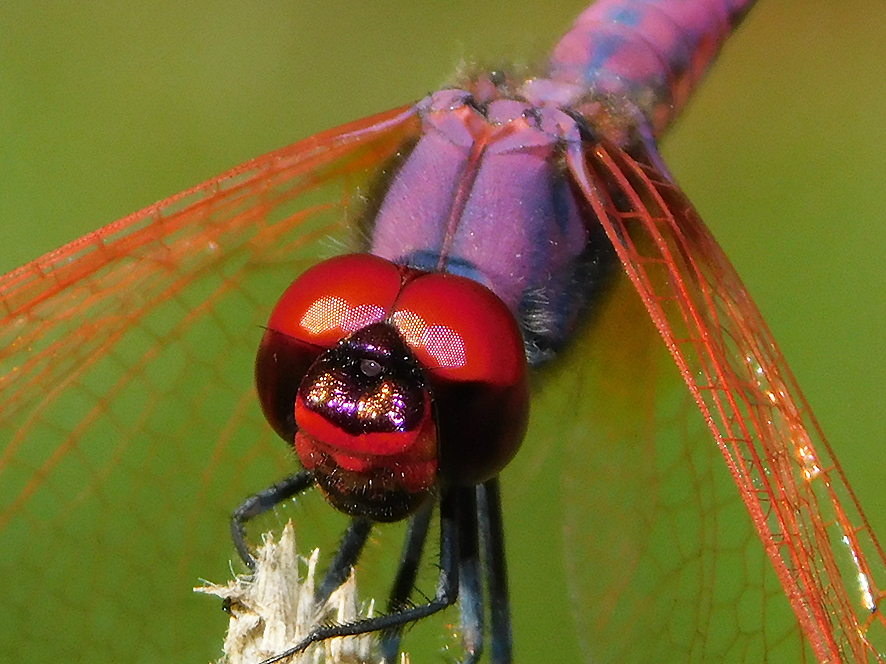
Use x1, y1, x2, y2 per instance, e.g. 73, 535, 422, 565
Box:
532, 265, 806, 661
564, 140, 886, 662
0, 106, 419, 662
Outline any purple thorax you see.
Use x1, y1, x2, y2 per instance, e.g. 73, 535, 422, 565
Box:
369, 0, 755, 363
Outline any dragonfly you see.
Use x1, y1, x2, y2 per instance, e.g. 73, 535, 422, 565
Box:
1, 1, 885, 663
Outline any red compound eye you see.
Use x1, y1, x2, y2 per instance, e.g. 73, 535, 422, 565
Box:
255, 254, 402, 441
391, 272, 529, 486
391, 272, 527, 386
256, 253, 530, 519
266, 253, 402, 347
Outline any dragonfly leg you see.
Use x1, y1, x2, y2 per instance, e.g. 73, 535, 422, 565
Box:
230, 470, 315, 570
315, 516, 374, 605
257, 485, 463, 664
457, 485, 485, 664
381, 486, 500, 664
380, 501, 434, 661
478, 478, 512, 664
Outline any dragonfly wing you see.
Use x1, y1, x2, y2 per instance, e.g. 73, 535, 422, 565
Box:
559, 139, 886, 662
0, 105, 421, 662
523, 244, 807, 660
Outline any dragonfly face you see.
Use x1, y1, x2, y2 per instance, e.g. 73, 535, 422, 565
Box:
1, 2, 885, 664
255, 253, 530, 516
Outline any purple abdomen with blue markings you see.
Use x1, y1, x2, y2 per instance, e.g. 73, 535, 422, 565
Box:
550, 0, 755, 136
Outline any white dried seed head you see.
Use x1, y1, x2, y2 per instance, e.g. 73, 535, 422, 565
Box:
196, 521, 396, 664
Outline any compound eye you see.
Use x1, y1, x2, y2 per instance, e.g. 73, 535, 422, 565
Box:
392, 272, 526, 386
391, 272, 530, 487
255, 254, 403, 442
266, 254, 403, 346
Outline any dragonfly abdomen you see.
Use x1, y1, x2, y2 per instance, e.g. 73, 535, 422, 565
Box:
548, 0, 756, 137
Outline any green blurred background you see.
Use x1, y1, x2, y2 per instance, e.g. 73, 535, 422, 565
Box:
1, 0, 884, 661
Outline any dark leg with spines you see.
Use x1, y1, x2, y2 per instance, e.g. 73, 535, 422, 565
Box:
478, 478, 512, 664
379, 501, 434, 661
316, 517, 373, 605
456, 485, 485, 664
231, 470, 316, 570
256, 486, 463, 664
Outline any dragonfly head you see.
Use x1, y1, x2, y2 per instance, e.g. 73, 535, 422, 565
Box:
255, 254, 530, 521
